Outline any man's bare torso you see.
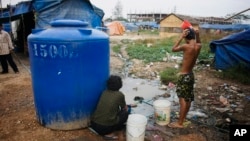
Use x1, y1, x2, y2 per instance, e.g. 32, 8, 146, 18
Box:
180, 40, 201, 74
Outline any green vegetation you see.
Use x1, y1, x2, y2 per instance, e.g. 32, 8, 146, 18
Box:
117, 31, 249, 85
159, 67, 179, 84
218, 63, 250, 84
125, 34, 222, 63
126, 37, 180, 63
138, 29, 159, 35
112, 45, 121, 54
199, 34, 225, 60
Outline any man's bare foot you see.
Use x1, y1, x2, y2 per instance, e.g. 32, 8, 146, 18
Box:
168, 122, 184, 128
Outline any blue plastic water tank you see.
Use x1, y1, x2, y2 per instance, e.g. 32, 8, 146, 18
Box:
28, 19, 110, 130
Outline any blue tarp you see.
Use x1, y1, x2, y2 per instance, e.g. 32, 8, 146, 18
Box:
0, 0, 104, 28
33, 0, 104, 28
200, 24, 250, 31
3, 23, 11, 32
118, 21, 139, 32
124, 23, 139, 32
0, 1, 33, 23
210, 29, 250, 70
135, 21, 159, 29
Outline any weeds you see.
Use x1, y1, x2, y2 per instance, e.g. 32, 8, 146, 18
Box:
120, 31, 249, 84
126, 38, 180, 63
159, 67, 179, 84
138, 29, 159, 35
218, 63, 250, 84
112, 45, 121, 54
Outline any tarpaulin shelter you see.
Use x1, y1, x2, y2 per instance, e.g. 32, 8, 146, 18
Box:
0, 1, 35, 53
200, 24, 250, 31
0, 0, 104, 53
0, 1, 33, 23
119, 21, 139, 32
106, 21, 125, 36
210, 29, 250, 70
33, 0, 104, 28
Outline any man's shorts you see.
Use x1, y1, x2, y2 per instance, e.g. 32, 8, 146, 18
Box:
176, 72, 195, 102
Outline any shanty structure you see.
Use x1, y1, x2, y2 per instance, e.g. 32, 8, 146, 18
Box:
33, 0, 104, 28
158, 13, 199, 37
210, 29, 250, 70
0, 0, 104, 54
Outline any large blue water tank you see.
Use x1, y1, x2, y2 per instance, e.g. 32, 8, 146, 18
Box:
27, 19, 110, 130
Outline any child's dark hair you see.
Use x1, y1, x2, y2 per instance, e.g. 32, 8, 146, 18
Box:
185, 28, 195, 40
107, 75, 122, 91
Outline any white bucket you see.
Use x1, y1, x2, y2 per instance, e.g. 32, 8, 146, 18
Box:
126, 114, 148, 141
153, 99, 171, 126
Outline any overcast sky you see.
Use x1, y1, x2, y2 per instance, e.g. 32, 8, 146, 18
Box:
2, 0, 250, 18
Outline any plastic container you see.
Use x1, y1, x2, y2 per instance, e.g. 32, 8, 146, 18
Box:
153, 100, 171, 126
27, 19, 110, 130
126, 114, 148, 141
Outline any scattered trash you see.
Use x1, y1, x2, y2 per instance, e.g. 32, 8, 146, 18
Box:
134, 96, 153, 106
219, 95, 229, 106
225, 118, 231, 123
174, 64, 179, 68
133, 87, 138, 91
207, 86, 213, 91
123, 78, 246, 140
146, 124, 174, 137
187, 110, 208, 118
159, 85, 167, 90
183, 120, 191, 127
166, 82, 178, 102
88, 127, 99, 135
134, 96, 144, 101
150, 134, 164, 141
246, 96, 250, 101
215, 107, 230, 113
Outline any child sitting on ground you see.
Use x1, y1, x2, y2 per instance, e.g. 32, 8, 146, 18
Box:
90, 75, 131, 140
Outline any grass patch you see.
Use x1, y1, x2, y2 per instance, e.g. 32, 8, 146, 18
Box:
112, 45, 121, 54
199, 33, 225, 60
160, 67, 179, 85
218, 64, 250, 84
125, 31, 249, 85
126, 37, 181, 63
138, 29, 159, 35
125, 34, 221, 63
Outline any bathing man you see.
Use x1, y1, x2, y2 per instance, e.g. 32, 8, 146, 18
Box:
168, 26, 201, 128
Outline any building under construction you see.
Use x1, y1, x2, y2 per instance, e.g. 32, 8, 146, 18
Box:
127, 12, 233, 24
127, 13, 168, 22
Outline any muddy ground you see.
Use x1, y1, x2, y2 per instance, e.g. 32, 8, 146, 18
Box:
0, 35, 250, 141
